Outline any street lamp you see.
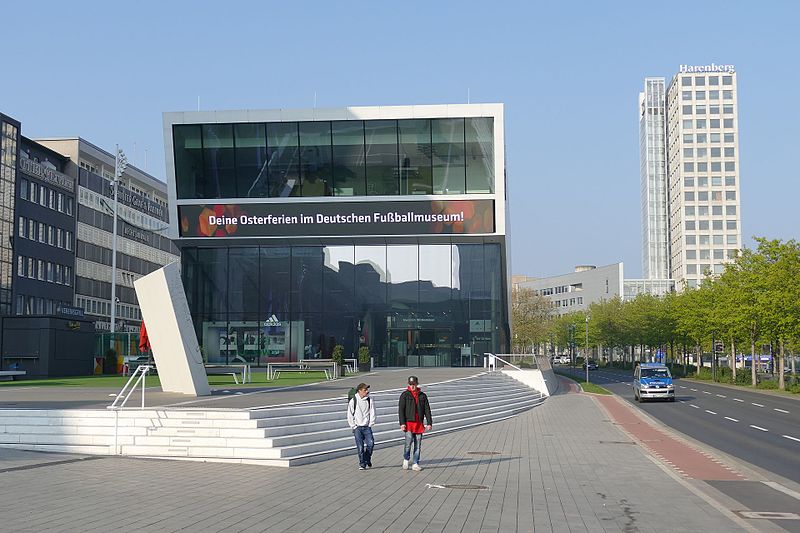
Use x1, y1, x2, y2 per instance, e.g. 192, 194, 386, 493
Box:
110, 145, 127, 334
585, 314, 591, 383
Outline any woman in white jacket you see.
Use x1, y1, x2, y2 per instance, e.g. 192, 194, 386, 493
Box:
347, 383, 376, 470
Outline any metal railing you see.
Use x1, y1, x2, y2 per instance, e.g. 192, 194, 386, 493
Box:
108, 364, 152, 410
485, 353, 538, 371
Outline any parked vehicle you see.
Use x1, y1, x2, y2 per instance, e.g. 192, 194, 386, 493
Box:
633, 363, 675, 402
582, 360, 598, 370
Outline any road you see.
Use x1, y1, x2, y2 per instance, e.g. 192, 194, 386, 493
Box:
559, 365, 800, 484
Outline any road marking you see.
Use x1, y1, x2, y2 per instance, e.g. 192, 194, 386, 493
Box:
705, 410, 717, 415
774, 408, 790, 414
724, 417, 738, 422
762, 481, 800, 501
733, 398, 744, 402
716, 394, 726, 398
703, 391, 712, 395
783, 435, 800, 443
679, 385, 686, 389
690, 388, 697, 391
690, 404, 700, 409
752, 403, 764, 407
750, 425, 768, 432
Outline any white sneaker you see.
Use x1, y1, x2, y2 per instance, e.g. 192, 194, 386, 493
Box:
402, 459, 409, 470
412, 463, 422, 471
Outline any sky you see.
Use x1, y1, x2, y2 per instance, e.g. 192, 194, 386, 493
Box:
2, 0, 798, 278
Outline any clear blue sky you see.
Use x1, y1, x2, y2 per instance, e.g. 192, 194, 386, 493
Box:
2, 0, 797, 278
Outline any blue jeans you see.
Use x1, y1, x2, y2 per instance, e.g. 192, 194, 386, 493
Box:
353, 426, 374, 467
403, 431, 423, 465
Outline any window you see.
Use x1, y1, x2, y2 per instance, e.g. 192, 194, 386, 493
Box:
726, 191, 736, 201
713, 220, 723, 230
727, 235, 738, 245
696, 147, 707, 157
726, 220, 737, 230
682, 119, 693, 129
723, 90, 733, 100
726, 205, 737, 215
713, 235, 724, 245
712, 205, 723, 215
20, 179, 28, 200
30, 182, 38, 203
684, 162, 694, 172
682, 91, 692, 100
38, 222, 45, 243
697, 162, 707, 172
65, 232, 73, 251
711, 162, 721, 172
686, 264, 697, 274
695, 76, 706, 86
712, 191, 722, 201
712, 176, 722, 186
364, 120, 400, 196
431, 118, 466, 194
682, 105, 693, 115
710, 147, 721, 157
696, 133, 707, 143
18, 216, 25, 238
698, 220, 709, 230
66, 198, 73, 215
709, 105, 720, 115
683, 177, 694, 187
684, 191, 695, 201
723, 105, 734, 114
700, 249, 710, 259
37, 260, 44, 281
683, 133, 693, 143
724, 133, 734, 142
686, 235, 697, 245
725, 176, 736, 186
682, 77, 692, 86
709, 76, 719, 86
728, 250, 738, 259
48, 226, 54, 246
724, 161, 735, 171
709, 91, 720, 100
695, 91, 706, 100
332, 120, 367, 196
685, 206, 695, 216
723, 76, 732, 85
710, 132, 721, 143
696, 119, 706, 129
698, 205, 709, 216
39, 185, 47, 206
685, 221, 695, 230
724, 147, 735, 157
696, 105, 706, 115
698, 191, 708, 201
698, 177, 708, 187
724, 118, 734, 128
686, 250, 697, 259
683, 147, 693, 157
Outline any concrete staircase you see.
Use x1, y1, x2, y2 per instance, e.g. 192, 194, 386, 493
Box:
0, 372, 545, 467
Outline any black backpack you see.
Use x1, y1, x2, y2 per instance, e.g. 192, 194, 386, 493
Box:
348, 388, 371, 414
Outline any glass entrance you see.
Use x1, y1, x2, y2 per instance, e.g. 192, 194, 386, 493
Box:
388, 329, 452, 367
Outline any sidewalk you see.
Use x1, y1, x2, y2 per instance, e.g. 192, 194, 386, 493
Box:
0, 378, 745, 532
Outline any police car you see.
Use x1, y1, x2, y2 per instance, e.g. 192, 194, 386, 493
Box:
633, 363, 675, 402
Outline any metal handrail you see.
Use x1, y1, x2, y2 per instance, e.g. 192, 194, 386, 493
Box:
108, 364, 151, 410
493, 355, 523, 371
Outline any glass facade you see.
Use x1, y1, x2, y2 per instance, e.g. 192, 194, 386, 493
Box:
174, 118, 494, 199
0, 118, 19, 315
181, 243, 508, 367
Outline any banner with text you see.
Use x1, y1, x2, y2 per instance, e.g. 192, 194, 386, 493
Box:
179, 199, 495, 238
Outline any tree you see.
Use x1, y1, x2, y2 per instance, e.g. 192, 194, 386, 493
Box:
511, 288, 553, 353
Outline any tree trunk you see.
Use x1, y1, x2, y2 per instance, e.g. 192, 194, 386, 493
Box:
751, 332, 757, 387
778, 339, 785, 391
730, 339, 736, 382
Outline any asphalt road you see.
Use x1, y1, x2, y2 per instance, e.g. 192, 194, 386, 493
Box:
559, 365, 800, 484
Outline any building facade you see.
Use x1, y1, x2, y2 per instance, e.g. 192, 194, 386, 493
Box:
164, 104, 510, 367
36, 138, 179, 331
515, 264, 624, 315
639, 77, 669, 280
664, 64, 742, 288
0, 114, 20, 316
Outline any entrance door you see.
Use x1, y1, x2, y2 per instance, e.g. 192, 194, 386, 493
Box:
388, 329, 452, 367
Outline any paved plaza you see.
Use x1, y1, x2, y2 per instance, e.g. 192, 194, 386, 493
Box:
0, 377, 756, 533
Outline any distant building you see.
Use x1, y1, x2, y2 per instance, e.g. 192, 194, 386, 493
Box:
36, 138, 179, 332
623, 278, 676, 300
515, 264, 623, 315
640, 64, 742, 289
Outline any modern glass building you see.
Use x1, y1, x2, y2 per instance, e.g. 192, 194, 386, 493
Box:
164, 104, 510, 367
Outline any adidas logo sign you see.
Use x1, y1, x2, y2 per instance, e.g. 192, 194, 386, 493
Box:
264, 315, 282, 327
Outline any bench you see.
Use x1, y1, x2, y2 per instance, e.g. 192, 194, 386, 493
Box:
0, 370, 27, 382
273, 368, 331, 380
205, 365, 244, 384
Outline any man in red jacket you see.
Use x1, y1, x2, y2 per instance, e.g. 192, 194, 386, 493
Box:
398, 375, 433, 471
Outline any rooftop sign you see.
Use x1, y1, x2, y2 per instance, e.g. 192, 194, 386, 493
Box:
18, 157, 74, 193
679, 63, 735, 74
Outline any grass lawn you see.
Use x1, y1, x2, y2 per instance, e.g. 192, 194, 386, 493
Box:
555, 371, 612, 395
0, 370, 334, 389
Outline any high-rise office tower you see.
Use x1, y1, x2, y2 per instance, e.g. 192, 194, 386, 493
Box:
639, 78, 669, 279
641, 64, 741, 289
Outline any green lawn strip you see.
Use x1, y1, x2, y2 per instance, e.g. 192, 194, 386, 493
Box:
0, 371, 339, 389
554, 371, 611, 394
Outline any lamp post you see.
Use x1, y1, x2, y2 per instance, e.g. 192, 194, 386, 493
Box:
110, 145, 128, 334
585, 314, 591, 383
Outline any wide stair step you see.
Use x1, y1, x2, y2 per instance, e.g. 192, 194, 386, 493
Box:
0, 372, 546, 466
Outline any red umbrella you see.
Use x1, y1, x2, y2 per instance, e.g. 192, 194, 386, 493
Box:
139, 321, 151, 353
